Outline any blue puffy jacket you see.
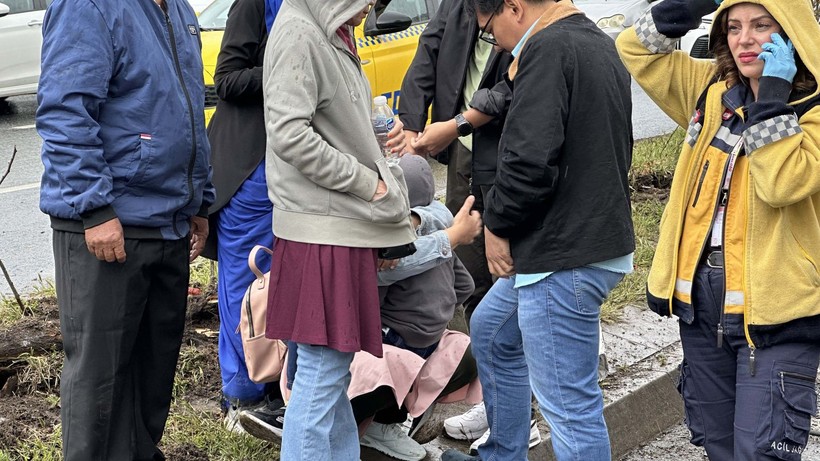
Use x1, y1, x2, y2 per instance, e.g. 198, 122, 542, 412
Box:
37, 0, 215, 240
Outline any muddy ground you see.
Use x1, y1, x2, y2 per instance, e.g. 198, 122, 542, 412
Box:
0, 286, 225, 459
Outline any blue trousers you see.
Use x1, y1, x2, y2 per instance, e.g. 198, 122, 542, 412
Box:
216, 162, 274, 404
471, 268, 623, 461
679, 265, 820, 460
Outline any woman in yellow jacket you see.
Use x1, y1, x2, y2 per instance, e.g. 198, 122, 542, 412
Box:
617, 0, 820, 459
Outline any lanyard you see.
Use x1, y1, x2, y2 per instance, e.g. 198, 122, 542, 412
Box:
711, 139, 744, 247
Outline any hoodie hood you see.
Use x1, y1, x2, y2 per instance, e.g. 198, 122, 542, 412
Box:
709, 0, 820, 101
287, 0, 370, 40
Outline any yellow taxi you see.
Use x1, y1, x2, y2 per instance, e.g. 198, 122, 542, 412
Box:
197, 0, 441, 126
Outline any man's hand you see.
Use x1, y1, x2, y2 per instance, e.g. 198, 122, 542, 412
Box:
402, 130, 420, 156
189, 216, 209, 262
412, 120, 459, 157
445, 195, 483, 248
372, 179, 388, 201
485, 226, 514, 278
386, 118, 407, 155
85, 218, 126, 263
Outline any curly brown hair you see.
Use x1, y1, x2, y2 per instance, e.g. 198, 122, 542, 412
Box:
711, 9, 817, 94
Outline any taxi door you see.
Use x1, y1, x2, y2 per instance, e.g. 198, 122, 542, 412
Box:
355, 0, 439, 113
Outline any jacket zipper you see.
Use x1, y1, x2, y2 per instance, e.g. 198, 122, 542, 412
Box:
716, 184, 729, 349
691, 160, 709, 208
164, 10, 198, 238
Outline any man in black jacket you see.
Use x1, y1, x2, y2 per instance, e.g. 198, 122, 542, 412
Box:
442, 0, 635, 460
399, 0, 511, 328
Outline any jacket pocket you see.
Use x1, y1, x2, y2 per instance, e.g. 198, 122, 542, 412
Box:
691, 160, 709, 208
756, 362, 817, 460
677, 360, 706, 447
791, 232, 820, 288
112, 137, 149, 196
369, 157, 411, 224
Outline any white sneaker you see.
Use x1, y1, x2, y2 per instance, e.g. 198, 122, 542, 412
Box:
443, 403, 488, 440
360, 422, 427, 461
224, 406, 245, 435
468, 420, 541, 455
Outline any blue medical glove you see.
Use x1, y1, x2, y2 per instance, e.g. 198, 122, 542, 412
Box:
758, 33, 797, 83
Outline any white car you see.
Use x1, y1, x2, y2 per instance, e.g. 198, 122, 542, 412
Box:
575, 0, 659, 41
0, 0, 46, 101
680, 14, 714, 59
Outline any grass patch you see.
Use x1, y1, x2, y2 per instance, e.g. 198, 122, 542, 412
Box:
163, 401, 277, 461
601, 129, 682, 322
1, 426, 62, 461
0, 278, 56, 326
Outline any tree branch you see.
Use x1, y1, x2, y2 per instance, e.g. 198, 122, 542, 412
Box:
0, 145, 15, 186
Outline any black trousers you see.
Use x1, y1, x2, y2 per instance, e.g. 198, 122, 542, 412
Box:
446, 141, 493, 324
54, 231, 189, 461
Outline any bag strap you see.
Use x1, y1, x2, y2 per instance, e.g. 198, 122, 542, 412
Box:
247, 245, 274, 289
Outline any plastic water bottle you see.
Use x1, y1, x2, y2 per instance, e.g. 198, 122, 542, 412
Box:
372, 95, 398, 165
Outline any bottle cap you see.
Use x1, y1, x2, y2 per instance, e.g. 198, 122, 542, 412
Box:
373, 95, 388, 106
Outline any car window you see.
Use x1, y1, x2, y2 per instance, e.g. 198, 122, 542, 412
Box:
197, 0, 232, 30
383, 0, 429, 25
1, 0, 39, 14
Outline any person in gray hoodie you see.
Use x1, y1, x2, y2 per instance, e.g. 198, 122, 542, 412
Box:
261, 0, 415, 459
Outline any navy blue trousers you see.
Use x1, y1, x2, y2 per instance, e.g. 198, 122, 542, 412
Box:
678, 265, 820, 460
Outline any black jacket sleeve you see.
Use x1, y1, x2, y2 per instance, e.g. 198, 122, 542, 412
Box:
213, 0, 267, 103
470, 79, 511, 119
483, 38, 567, 238
651, 0, 719, 38
397, 0, 455, 132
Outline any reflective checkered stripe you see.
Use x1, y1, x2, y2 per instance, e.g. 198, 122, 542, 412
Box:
357, 24, 426, 49
743, 114, 802, 152
634, 11, 677, 54
685, 112, 703, 147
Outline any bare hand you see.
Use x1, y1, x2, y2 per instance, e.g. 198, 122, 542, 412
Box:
386, 118, 407, 154
446, 195, 483, 248
189, 215, 209, 262
372, 179, 388, 201
402, 130, 420, 156
485, 226, 514, 277
377, 258, 399, 271
85, 218, 126, 263
412, 120, 458, 157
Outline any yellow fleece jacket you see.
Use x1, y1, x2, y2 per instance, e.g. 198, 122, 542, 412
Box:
616, 0, 820, 348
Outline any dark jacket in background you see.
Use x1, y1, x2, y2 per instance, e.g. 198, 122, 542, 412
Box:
207, 0, 268, 213
202, 0, 268, 259
398, 0, 476, 164
484, 14, 635, 273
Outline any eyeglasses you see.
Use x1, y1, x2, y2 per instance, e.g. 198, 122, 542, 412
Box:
478, 10, 498, 46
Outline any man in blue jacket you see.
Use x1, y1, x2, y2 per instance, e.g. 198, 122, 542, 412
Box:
36, 0, 215, 459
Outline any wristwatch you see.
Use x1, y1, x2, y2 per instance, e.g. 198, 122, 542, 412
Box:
454, 113, 474, 137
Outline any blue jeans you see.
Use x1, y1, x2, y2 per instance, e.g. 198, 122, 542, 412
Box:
470, 267, 623, 461
281, 343, 359, 461
216, 162, 274, 404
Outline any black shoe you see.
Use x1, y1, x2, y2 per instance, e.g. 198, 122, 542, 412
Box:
440, 449, 481, 461
239, 401, 286, 443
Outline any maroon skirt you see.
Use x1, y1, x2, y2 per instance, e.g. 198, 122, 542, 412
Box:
265, 238, 383, 357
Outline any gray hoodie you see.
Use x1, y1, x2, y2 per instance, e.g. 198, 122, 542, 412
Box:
263, 0, 415, 248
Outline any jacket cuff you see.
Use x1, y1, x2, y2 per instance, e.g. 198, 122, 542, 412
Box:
743, 114, 801, 153
350, 165, 380, 201
398, 113, 427, 133
757, 76, 792, 104
650, 0, 714, 39
746, 77, 795, 126
80, 205, 118, 230
197, 202, 209, 218
470, 88, 508, 118
634, 11, 678, 54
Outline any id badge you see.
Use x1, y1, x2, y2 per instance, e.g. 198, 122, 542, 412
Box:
711, 206, 725, 247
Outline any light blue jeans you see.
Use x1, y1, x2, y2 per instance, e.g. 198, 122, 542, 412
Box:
280, 343, 359, 461
470, 267, 623, 461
